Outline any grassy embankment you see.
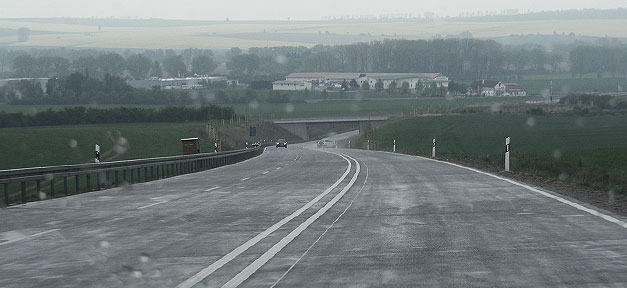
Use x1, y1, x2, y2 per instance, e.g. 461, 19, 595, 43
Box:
359, 114, 627, 194
0, 121, 297, 170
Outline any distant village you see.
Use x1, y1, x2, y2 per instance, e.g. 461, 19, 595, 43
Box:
0, 73, 527, 97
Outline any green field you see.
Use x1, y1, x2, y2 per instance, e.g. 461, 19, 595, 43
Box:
2, 18, 627, 49
0, 122, 212, 170
362, 114, 627, 194
225, 96, 538, 119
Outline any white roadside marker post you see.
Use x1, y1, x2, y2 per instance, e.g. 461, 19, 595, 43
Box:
393, 139, 396, 153
432, 138, 436, 158
505, 137, 511, 172
348, 140, 351, 149
95, 144, 100, 163
367, 140, 370, 150
214, 142, 218, 153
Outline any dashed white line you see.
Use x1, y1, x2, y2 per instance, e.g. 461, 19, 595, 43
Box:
204, 186, 221, 192
222, 154, 361, 288
137, 201, 168, 210
0, 229, 60, 246
261, 171, 269, 175
241, 177, 250, 181
276, 167, 281, 170
176, 153, 354, 288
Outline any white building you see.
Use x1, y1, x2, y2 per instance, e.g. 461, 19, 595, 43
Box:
273, 72, 449, 91
127, 76, 228, 90
272, 80, 313, 91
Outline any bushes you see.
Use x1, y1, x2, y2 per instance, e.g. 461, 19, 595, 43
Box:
0, 105, 235, 128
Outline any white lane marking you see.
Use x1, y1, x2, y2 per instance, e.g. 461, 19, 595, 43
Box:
261, 171, 269, 175
241, 177, 250, 181
276, 167, 281, 170
0, 229, 60, 246
271, 159, 369, 288
563, 214, 586, 217
204, 186, 221, 192
176, 153, 353, 288
223, 154, 361, 288
397, 152, 627, 229
517, 212, 535, 215
137, 201, 168, 210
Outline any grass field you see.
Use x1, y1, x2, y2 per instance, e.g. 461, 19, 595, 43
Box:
361, 114, 627, 194
2, 18, 627, 49
0, 122, 212, 170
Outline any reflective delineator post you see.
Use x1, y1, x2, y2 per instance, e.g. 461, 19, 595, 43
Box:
95, 144, 100, 163
348, 141, 351, 149
367, 140, 370, 151
505, 137, 511, 172
214, 142, 218, 153
393, 139, 396, 152
432, 138, 436, 158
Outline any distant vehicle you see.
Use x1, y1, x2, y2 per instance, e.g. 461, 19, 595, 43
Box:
317, 140, 324, 148
276, 139, 288, 148
252, 142, 260, 148
320, 139, 337, 148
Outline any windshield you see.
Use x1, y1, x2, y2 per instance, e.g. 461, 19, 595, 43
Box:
1, 1, 627, 287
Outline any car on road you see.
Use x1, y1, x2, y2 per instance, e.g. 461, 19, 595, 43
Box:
320, 139, 337, 148
276, 139, 288, 148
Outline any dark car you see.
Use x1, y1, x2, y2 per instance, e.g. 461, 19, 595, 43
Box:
276, 139, 287, 148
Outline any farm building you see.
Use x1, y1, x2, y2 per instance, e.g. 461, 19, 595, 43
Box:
273, 72, 449, 91
470, 80, 526, 97
127, 76, 228, 90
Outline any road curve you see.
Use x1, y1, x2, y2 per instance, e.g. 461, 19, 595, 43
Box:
1, 137, 627, 287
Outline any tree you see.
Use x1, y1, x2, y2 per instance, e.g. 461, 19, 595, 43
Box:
375, 80, 384, 90
126, 54, 152, 80
17, 27, 30, 42
400, 81, 410, 94
162, 55, 187, 77
388, 80, 397, 92
227, 54, 260, 77
191, 55, 217, 75
150, 61, 163, 78
12, 54, 38, 77
97, 53, 126, 77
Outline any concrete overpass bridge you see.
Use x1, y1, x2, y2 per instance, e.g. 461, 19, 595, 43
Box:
273, 116, 391, 140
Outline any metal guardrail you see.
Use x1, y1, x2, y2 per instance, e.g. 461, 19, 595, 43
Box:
1, 147, 264, 207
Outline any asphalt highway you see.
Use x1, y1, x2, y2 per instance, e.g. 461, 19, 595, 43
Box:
1, 132, 627, 287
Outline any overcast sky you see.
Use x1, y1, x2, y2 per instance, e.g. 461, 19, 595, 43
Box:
0, 0, 626, 20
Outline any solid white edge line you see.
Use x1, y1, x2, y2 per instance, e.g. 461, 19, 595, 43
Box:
137, 201, 168, 210
270, 158, 369, 288
0, 229, 60, 246
176, 153, 353, 288
381, 150, 627, 229
222, 154, 361, 288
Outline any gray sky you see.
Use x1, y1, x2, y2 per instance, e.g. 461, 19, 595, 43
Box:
0, 0, 626, 20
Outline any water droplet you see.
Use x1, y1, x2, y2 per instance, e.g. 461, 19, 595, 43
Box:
558, 172, 568, 181
99, 241, 111, 249
608, 190, 615, 205
284, 103, 294, 113
69, 139, 78, 148
526, 117, 536, 127
249, 100, 259, 110
44, 173, 54, 181
490, 103, 501, 112
552, 149, 561, 159
274, 55, 287, 64
38, 191, 47, 200
132, 270, 143, 278
139, 253, 150, 263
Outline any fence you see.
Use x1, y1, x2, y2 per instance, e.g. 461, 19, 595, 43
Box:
1, 147, 264, 207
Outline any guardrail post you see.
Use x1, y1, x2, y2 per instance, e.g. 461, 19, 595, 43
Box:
86, 174, 91, 191
64, 176, 68, 195
4, 183, 8, 206
150, 166, 154, 180
106, 171, 110, 187
115, 171, 119, 186
21, 181, 26, 203
75, 175, 79, 194
144, 167, 148, 182
137, 168, 141, 182
130, 169, 134, 184
96, 173, 101, 190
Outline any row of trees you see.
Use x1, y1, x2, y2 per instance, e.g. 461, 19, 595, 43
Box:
7, 50, 217, 80
3, 39, 627, 83
0, 106, 235, 128
0, 73, 218, 105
